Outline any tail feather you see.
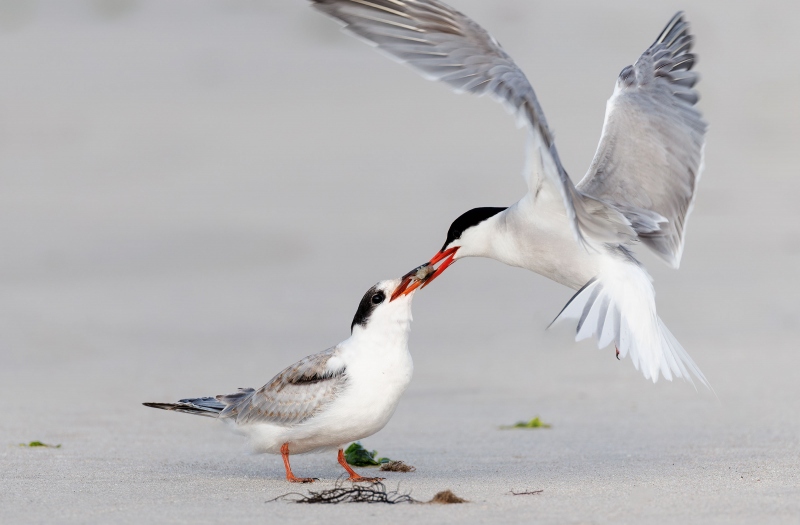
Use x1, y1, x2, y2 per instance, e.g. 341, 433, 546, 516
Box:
552, 262, 709, 387
143, 397, 225, 418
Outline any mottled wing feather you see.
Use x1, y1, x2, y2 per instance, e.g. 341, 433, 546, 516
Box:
578, 12, 707, 267
217, 347, 346, 426
311, 0, 634, 247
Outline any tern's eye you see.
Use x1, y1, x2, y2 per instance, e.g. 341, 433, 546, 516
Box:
371, 292, 385, 305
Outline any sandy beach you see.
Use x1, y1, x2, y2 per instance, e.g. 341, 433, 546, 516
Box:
1, 1, 799, 523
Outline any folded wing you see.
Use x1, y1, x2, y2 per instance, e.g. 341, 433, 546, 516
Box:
218, 347, 347, 426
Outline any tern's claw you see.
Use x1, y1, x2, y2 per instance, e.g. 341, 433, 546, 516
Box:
348, 476, 385, 483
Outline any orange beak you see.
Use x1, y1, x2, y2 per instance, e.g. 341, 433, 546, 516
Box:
390, 247, 459, 301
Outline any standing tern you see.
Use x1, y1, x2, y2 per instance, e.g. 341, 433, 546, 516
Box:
144, 278, 418, 483
312, 1, 708, 385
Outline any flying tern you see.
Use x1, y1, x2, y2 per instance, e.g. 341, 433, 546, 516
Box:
312, 1, 708, 385
145, 278, 418, 483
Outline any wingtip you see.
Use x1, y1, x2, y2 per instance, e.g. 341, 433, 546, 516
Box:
655, 11, 690, 46
143, 402, 173, 410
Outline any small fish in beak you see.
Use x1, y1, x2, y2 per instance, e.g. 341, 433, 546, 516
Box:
390, 246, 460, 301
390, 263, 436, 301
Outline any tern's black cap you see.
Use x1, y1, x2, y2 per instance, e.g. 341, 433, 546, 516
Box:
442, 207, 506, 251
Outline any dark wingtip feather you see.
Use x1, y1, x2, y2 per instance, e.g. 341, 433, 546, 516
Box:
655, 12, 687, 46
671, 54, 696, 71
143, 402, 176, 410
143, 398, 224, 417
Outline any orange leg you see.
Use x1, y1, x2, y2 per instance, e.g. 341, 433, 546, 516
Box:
281, 443, 316, 483
337, 448, 384, 483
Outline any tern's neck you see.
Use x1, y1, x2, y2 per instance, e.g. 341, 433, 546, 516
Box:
348, 307, 412, 350
457, 210, 521, 265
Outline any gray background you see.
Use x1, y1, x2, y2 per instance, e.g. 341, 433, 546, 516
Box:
2, 0, 799, 523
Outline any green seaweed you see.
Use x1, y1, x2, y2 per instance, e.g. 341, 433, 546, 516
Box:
20, 441, 61, 448
344, 442, 390, 467
500, 417, 552, 430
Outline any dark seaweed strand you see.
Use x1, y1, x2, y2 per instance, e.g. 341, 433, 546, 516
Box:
267, 481, 418, 504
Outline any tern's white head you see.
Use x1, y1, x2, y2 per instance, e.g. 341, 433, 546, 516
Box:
351, 278, 415, 336
394, 207, 507, 297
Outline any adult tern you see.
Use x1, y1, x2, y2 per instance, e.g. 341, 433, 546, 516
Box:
312, 1, 708, 385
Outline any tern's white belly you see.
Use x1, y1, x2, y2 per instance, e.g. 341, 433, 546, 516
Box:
244, 344, 413, 455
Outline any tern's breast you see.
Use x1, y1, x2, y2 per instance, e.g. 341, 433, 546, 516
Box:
326, 342, 413, 437
498, 202, 601, 290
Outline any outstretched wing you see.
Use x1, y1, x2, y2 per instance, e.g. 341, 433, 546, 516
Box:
578, 12, 707, 267
310, 0, 634, 247
218, 347, 347, 426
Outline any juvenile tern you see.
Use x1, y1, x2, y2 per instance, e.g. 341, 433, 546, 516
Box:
313, 1, 708, 385
144, 278, 417, 483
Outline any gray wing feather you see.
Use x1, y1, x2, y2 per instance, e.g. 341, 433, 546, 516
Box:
578, 12, 707, 267
217, 347, 347, 426
311, 0, 635, 247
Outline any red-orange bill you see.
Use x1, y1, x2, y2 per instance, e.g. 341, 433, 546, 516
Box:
390, 247, 459, 301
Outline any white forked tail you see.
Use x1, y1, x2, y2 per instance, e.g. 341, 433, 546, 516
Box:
553, 259, 709, 387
